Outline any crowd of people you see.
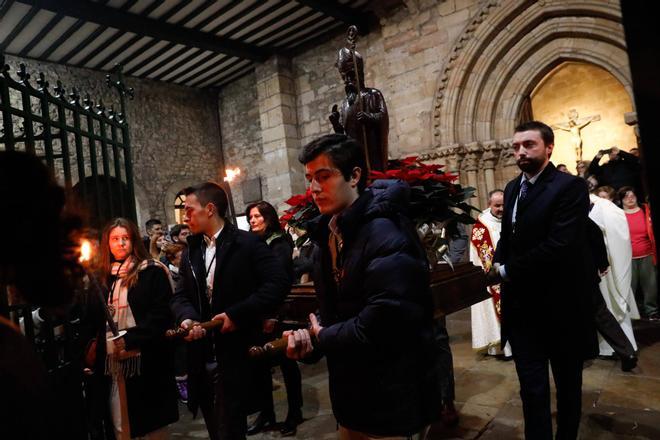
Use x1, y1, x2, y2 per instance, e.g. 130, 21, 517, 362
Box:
556, 146, 657, 321
1, 125, 658, 440
96, 202, 305, 439
468, 129, 657, 439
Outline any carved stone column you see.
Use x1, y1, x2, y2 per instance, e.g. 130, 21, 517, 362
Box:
480, 140, 502, 196
498, 138, 518, 187
463, 142, 483, 202
438, 143, 466, 174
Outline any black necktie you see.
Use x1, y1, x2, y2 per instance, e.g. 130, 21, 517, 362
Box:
519, 179, 532, 202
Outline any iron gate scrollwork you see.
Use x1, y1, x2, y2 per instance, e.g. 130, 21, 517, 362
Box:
1, 52, 138, 438
0, 52, 137, 226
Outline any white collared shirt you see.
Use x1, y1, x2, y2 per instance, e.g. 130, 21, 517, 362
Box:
204, 227, 223, 301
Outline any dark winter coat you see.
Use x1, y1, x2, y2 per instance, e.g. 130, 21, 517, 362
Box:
265, 232, 294, 283
169, 222, 289, 412
0, 318, 69, 439
91, 264, 179, 438
307, 179, 442, 436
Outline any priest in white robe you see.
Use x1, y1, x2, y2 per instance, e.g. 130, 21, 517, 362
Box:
589, 193, 639, 356
470, 190, 512, 357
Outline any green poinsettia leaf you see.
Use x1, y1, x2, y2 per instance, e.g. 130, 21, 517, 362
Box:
455, 202, 480, 213
295, 234, 310, 248
456, 213, 477, 224
458, 187, 477, 199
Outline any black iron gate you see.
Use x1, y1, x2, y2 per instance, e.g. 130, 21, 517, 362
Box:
1, 53, 138, 438
0, 53, 136, 226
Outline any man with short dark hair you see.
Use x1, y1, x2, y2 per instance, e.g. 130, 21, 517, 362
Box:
145, 218, 163, 237
170, 223, 191, 244
170, 182, 288, 440
144, 218, 164, 258
488, 121, 597, 439
285, 134, 441, 439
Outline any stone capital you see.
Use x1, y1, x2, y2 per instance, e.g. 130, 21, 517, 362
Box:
624, 111, 637, 126
462, 141, 483, 172
499, 138, 517, 167
438, 143, 466, 172
480, 140, 502, 169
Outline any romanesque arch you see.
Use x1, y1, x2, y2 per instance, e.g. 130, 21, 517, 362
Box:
163, 178, 199, 226
428, 0, 631, 206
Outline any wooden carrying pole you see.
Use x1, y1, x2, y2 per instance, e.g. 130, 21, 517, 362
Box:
165, 318, 224, 339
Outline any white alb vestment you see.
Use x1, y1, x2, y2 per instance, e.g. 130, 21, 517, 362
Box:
589, 194, 639, 356
469, 208, 512, 357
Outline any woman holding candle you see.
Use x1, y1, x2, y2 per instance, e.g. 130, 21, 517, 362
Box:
93, 217, 179, 439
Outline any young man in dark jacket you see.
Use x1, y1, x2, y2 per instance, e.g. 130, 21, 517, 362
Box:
170, 182, 289, 440
286, 134, 441, 439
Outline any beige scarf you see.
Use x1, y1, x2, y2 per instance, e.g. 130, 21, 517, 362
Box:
105, 258, 142, 378
104, 257, 174, 379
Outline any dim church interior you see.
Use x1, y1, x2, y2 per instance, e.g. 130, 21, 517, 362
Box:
1, 0, 659, 438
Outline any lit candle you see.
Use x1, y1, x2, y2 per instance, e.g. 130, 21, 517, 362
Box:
79, 239, 120, 337
224, 167, 241, 183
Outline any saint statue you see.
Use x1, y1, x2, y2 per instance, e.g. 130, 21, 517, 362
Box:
329, 26, 389, 172
551, 109, 600, 162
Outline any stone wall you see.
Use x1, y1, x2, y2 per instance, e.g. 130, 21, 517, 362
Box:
293, 0, 483, 158
215, 0, 484, 212
4, 55, 223, 230
215, 0, 634, 211
7, 0, 631, 225
218, 71, 264, 215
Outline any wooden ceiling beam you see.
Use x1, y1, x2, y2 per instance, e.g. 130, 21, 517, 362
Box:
17, 0, 271, 61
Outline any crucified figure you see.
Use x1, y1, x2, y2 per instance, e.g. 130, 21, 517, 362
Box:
551, 109, 600, 162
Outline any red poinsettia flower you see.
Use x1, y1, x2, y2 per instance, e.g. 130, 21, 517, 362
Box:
282, 155, 477, 240
285, 187, 313, 207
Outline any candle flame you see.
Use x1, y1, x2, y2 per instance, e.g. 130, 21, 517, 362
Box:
224, 167, 241, 183
79, 239, 92, 263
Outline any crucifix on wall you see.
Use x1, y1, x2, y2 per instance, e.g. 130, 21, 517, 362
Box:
551, 109, 601, 162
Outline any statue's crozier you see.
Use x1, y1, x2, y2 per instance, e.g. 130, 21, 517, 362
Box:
329, 46, 389, 171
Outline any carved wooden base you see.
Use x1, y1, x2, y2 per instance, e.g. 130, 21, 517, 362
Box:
279, 262, 488, 325
429, 262, 489, 318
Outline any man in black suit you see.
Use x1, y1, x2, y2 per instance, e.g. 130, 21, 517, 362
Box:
488, 121, 597, 439
170, 182, 289, 440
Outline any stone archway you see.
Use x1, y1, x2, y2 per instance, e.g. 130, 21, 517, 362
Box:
428, 0, 631, 207
163, 178, 199, 226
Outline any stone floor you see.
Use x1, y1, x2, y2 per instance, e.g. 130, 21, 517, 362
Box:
169, 309, 660, 439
